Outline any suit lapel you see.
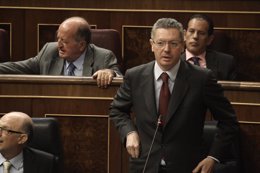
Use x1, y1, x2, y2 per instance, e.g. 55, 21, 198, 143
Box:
205, 50, 218, 72
165, 60, 190, 125
82, 45, 94, 76
140, 62, 157, 118
48, 55, 64, 75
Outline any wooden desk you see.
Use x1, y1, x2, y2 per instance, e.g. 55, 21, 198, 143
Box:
0, 75, 259, 173
0, 75, 123, 173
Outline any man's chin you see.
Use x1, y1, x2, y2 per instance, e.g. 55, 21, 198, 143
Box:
58, 54, 67, 59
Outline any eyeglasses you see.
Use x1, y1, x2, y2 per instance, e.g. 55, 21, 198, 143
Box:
152, 40, 181, 49
0, 126, 24, 135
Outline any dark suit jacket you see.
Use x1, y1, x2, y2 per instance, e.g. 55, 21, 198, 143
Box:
110, 60, 239, 173
0, 42, 121, 75
23, 147, 55, 173
181, 49, 236, 80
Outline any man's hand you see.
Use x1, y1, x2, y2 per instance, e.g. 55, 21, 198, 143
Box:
92, 69, 115, 88
192, 157, 216, 173
126, 131, 140, 158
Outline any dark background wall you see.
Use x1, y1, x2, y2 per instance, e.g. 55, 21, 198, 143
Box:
0, 0, 260, 81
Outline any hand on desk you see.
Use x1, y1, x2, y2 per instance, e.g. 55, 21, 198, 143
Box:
126, 131, 140, 158
92, 69, 116, 88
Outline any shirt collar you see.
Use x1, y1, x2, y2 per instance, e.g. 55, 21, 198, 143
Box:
154, 60, 180, 82
185, 49, 206, 61
0, 151, 23, 170
65, 49, 86, 71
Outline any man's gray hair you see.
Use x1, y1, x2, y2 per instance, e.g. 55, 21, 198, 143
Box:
151, 18, 184, 41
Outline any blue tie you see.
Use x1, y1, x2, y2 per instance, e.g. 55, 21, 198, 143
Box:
67, 63, 76, 76
191, 57, 200, 66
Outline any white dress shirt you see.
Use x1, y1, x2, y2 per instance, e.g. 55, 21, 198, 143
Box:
0, 152, 23, 173
64, 49, 86, 76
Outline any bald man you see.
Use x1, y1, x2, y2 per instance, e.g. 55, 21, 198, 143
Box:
0, 16, 122, 88
0, 112, 55, 173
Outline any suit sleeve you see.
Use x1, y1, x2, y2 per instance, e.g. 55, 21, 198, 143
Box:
203, 71, 239, 161
0, 43, 49, 74
109, 70, 136, 144
103, 50, 122, 76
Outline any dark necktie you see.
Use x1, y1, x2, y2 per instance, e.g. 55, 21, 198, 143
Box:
191, 57, 200, 66
68, 63, 76, 76
159, 72, 171, 124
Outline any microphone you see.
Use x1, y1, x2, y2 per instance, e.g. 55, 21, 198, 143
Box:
142, 115, 162, 173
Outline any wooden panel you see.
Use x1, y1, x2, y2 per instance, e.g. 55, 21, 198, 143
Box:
0, 98, 32, 115
0, 0, 260, 11
0, 23, 11, 60
46, 114, 109, 173
0, 9, 24, 61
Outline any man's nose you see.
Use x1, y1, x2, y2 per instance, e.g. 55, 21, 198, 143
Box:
163, 43, 171, 51
192, 31, 199, 38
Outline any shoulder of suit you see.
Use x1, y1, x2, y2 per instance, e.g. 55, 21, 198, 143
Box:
24, 147, 55, 159
206, 49, 234, 59
39, 42, 58, 53
89, 43, 112, 54
181, 58, 212, 77
125, 61, 155, 75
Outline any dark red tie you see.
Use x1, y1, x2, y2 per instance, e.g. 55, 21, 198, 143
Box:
159, 72, 171, 123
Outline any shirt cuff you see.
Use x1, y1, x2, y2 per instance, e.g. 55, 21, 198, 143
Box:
207, 156, 220, 163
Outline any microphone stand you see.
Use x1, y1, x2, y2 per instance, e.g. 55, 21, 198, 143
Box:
142, 115, 162, 173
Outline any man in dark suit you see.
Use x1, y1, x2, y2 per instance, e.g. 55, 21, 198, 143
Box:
182, 14, 236, 80
0, 112, 55, 173
110, 18, 239, 173
0, 16, 122, 88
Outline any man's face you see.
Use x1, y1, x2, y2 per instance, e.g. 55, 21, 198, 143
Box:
185, 18, 213, 55
56, 24, 85, 62
0, 116, 23, 156
150, 28, 184, 71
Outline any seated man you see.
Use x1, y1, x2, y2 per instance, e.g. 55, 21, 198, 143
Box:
0, 16, 122, 88
0, 112, 55, 173
182, 14, 236, 80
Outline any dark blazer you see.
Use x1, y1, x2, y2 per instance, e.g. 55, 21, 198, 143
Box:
0, 42, 121, 75
110, 60, 239, 173
23, 147, 55, 173
181, 49, 236, 80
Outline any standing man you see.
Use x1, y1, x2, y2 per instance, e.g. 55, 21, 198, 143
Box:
0, 112, 55, 173
110, 18, 239, 173
182, 14, 236, 80
0, 16, 122, 88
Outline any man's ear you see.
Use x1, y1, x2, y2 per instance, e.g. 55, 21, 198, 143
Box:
80, 40, 87, 51
18, 134, 28, 144
150, 39, 154, 52
183, 29, 187, 42
206, 34, 214, 46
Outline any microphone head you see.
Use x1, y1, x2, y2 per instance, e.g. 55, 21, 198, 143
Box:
157, 115, 163, 126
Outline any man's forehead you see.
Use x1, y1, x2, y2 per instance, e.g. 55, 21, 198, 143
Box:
188, 19, 208, 28
154, 28, 181, 39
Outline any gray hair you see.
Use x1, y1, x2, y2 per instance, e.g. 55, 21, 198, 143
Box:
151, 18, 184, 41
